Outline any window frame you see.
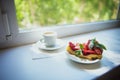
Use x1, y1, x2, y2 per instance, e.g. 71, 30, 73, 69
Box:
0, 0, 120, 48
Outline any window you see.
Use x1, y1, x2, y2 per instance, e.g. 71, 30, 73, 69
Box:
14, 0, 119, 30
0, 0, 120, 48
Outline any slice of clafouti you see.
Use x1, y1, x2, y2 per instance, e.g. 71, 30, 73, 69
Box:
66, 38, 106, 60
66, 46, 102, 60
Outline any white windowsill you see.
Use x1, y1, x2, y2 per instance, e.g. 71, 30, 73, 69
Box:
1, 27, 120, 80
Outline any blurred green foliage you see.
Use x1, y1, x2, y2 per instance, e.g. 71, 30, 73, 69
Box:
15, 0, 119, 29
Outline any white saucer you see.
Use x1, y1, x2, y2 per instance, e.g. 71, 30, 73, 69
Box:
36, 39, 65, 50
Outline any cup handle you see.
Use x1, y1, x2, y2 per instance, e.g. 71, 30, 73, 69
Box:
40, 37, 44, 43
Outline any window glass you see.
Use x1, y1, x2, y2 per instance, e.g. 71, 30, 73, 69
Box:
14, 0, 119, 30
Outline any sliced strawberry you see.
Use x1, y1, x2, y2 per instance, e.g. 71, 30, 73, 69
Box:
94, 47, 103, 55
69, 42, 79, 51
82, 51, 88, 55
69, 42, 75, 47
86, 40, 90, 50
84, 49, 96, 54
83, 43, 88, 50
82, 49, 96, 55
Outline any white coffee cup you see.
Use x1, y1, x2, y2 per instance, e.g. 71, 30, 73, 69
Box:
40, 31, 57, 47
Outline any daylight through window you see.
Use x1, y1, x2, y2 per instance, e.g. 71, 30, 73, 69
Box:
14, 0, 119, 30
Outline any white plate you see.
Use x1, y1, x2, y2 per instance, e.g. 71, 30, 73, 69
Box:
36, 39, 65, 50
66, 52, 100, 64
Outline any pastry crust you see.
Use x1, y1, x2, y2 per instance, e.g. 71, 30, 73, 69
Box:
66, 46, 102, 60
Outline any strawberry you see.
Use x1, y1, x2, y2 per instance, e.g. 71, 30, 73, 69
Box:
83, 49, 96, 55
86, 40, 90, 50
94, 47, 103, 55
83, 43, 88, 50
69, 42, 79, 51
84, 50, 96, 53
